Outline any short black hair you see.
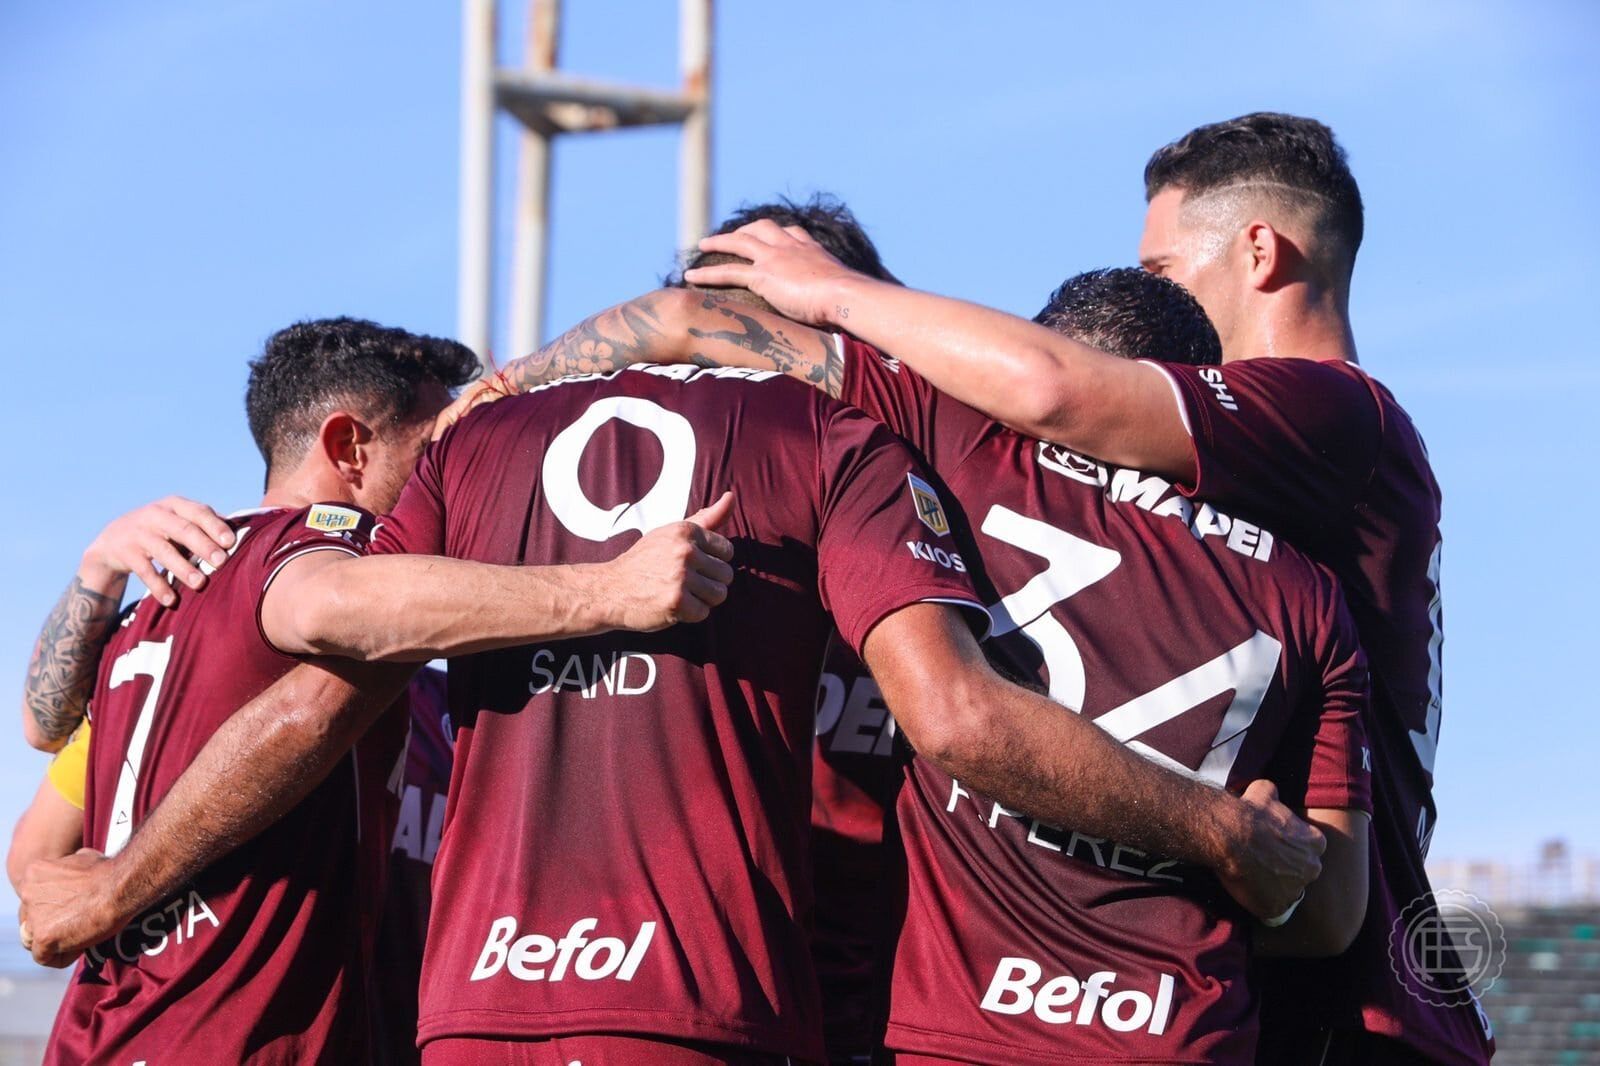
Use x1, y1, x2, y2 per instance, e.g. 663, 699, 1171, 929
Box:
1034, 268, 1221, 367
1144, 112, 1363, 275
245, 317, 480, 476
670, 193, 899, 289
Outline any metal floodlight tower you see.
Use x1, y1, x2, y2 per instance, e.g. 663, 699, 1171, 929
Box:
457, 0, 713, 370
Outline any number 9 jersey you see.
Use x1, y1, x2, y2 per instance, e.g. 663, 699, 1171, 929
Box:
832, 338, 1373, 1066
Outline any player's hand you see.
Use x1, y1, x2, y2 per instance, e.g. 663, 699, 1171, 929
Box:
1215, 780, 1327, 922
81, 497, 235, 607
603, 492, 737, 630
18, 848, 124, 968
684, 219, 862, 327
432, 372, 518, 441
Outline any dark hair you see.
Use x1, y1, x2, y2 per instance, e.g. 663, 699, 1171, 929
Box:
245, 317, 480, 476
1144, 112, 1363, 276
1034, 268, 1221, 367
670, 193, 899, 290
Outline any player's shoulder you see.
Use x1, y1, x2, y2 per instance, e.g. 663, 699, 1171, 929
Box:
226, 504, 378, 583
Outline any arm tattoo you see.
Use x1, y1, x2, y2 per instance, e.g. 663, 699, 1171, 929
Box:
685, 295, 842, 397
499, 292, 672, 392
24, 576, 121, 742
498, 290, 843, 398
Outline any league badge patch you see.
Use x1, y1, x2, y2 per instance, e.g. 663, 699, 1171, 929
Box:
306, 504, 362, 533
907, 473, 950, 537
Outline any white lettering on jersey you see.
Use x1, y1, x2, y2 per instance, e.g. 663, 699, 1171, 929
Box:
636, 363, 780, 384
1033, 448, 1276, 563
904, 541, 967, 572
86, 889, 220, 965
946, 780, 1188, 885
543, 396, 696, 542
528, 649, 658, 699
1198, 367, 1239, 411
470, 917, 656, 983
981, 957, 1175, 1034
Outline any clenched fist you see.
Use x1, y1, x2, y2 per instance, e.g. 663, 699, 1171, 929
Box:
1215, 780, 1327, 922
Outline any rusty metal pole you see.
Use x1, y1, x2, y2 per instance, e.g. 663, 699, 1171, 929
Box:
457, 0, 497, 370
508, 0, 559, 359
678, 0, 712, 257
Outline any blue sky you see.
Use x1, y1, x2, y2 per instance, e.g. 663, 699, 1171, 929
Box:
1, 0, 1595, 918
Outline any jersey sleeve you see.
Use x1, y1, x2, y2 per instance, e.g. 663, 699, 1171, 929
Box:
260, 503, 377, 578
372, 437, 450, 557
1143, 358, 1383, 532
253, 503, 379, 655
1267, 575, 1373, 813
836, 335, 995, 472
46, 722, 92, 810
814, 401, 991, 656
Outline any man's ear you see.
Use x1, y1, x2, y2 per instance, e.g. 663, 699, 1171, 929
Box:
316, 411, 373, 486
1242, 220, 1307, 293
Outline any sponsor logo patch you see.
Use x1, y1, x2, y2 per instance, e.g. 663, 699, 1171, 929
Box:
306, 505, 362, 533
907, 474, 950, 536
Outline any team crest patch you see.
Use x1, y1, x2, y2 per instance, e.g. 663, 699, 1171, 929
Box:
306, 505, 361, 533
907, 473, 950, 536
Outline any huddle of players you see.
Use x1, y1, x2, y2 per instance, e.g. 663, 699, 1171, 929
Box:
11, 113, 1492, 1065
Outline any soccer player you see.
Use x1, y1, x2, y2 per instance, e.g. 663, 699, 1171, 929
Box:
672, 193, 907, 1065
15, 490, 465, 1065
468, 265, 1375, 1063
685, 114, 1487, 1065
17, 318, 734, 1064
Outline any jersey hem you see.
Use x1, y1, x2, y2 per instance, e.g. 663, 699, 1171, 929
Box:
885, 1020, 1216, 1065
416, 1006, 824, 1062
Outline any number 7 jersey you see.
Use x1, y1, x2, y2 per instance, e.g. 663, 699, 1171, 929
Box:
52, 505, 407, 1066
833, 339, 1373, 1065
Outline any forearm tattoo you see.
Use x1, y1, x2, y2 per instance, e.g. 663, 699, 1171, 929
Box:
24, 576, 121, 741
499, 290, 843, 398
499, 293, 672, 392
685, 295, 843, 397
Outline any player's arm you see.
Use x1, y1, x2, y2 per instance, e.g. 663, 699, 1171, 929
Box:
685, 220, 1195, 477
1255, 808, 1369, 957
435, 288, 842, 435
259, 495, 736, 661
7, 775, 84, 893
19, 658, 411, 966
861, 603, 1325, 922
22, 498, 235, 751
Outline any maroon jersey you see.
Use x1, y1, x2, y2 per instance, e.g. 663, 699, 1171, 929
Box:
50, 505, 408, 1066
1144, 357, 1492, 1062
811, 637, 903, 1062
371, 365, 986, 1061
373, 665, 454, 1066
834, 339, 1372, 1065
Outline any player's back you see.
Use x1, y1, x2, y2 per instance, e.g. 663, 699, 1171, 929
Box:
829, 340, 1370, 1064
51, 506, 405, 1066
374, 365, 982, 1062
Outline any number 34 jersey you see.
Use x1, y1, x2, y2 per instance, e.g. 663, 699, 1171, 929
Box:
834, 340, 1373, 1066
